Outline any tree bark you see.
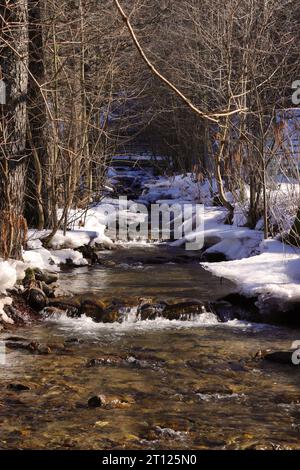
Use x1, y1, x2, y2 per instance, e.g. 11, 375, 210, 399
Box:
0, 0, 29, 259
26, 0, 47, 230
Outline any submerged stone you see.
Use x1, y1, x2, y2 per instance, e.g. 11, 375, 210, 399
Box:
26, 288, 47, 312
264, 350, 295, 365
88, 395, 105, 408
7, 383, 30, 392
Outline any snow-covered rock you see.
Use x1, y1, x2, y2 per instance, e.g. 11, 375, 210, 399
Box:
0, 297, 13, 324
0, 261, 17, 293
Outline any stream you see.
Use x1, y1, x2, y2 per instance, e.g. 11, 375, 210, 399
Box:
1, 245, 300, 450
1, 158, 300, 450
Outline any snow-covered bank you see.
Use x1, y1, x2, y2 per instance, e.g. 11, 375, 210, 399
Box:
1, 164, 300, 325
203, 239, 300, 310
140, 172, 300, 315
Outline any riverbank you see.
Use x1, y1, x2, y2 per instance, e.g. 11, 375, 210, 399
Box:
1, 166, 300, 327
1, 247, 300, 450
1, 192, 300, 449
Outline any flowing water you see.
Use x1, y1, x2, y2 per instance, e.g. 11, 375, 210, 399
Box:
1, 245, 300, 450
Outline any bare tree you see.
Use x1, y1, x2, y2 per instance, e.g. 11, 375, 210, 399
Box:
0, 0, 29, 259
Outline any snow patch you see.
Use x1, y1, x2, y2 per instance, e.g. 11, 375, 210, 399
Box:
0, 261, 17, 293
203, 239, 300, 302
0, 297, 13, 324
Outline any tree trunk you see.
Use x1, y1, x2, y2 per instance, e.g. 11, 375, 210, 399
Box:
26, 0, 48, 230
0, 0, 29, 259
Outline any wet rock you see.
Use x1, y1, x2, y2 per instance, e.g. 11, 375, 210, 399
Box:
33, 268, 58, 285
7, 383, 30, 392
138, 301, 167, 320
4, 305, 29, 324
41, 306, 67, 318
80, 298, 107, 322
40, 282, 56, 298
77, 245, 100, 264
26, 288, 47, 312
4, 336, 27, 342
264, 350, 295, 365
6, 341, 52, 355
154, 426, 188, 440
254, 348, 298, 365
193, 384, 233, 395
253, 349, 272, 359
88, 395, 105, 408
86, 353, 164, 370
201, 251, 227, 262
50, 296, 81, 309
208, 301, 238, 322
163, 300, 206, 319
87, 394, 133, 409
219, 293, 260, 322
80, 295, 123, 323
125, 355, 164, 370
273, 392, 300, 404
49, 294, 122, 322
48, 297, 81, 317
22, 268, 36, 288
65, 337, 83, 344
256, 296, 300, 326
86, 355, 126, 367
138, 298, 206, 321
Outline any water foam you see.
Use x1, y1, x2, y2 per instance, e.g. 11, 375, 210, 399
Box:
44, 307, 221, 334
43, 306, 267, 337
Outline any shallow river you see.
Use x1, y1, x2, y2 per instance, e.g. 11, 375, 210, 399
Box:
1, 246, 300, 450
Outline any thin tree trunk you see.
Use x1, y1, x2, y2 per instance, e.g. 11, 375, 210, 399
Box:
26, 0, 48, 230
0, 0, 29, 259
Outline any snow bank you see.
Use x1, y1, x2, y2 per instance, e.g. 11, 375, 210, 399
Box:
203, 239, 300, 302
0, 297, 13, 324
0, 261, 17, 293
140, 174, 213, 205
23, 246, 88, 270
202, 208, 262, 259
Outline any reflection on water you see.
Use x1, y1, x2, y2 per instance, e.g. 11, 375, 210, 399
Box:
58, 246, 235, 300
1, 247, 300, 450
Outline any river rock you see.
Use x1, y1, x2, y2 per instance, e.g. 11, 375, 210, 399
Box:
88, 395, 105, 408
33, 268, 58, 285
219, 293, 260, 322
208, 300, 243, 322
64, 337, 83, 344
86, 355, 126, 367
138, 298, 206, 320
201, 251, 227, 262
7, 383, 30, 392
163, 300, 206, 319
40, 282, 55, 298
41, 306, 67, 318
138, 301, 167, 320
87, 394, 132, 409
26, 288, 47, 311
49, 294, 122, 322
80, 298, 109, 322
77, 245, 100, 264
264, 350, 295, 365
48, 298, 80, 317
6, 340, 52, 355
